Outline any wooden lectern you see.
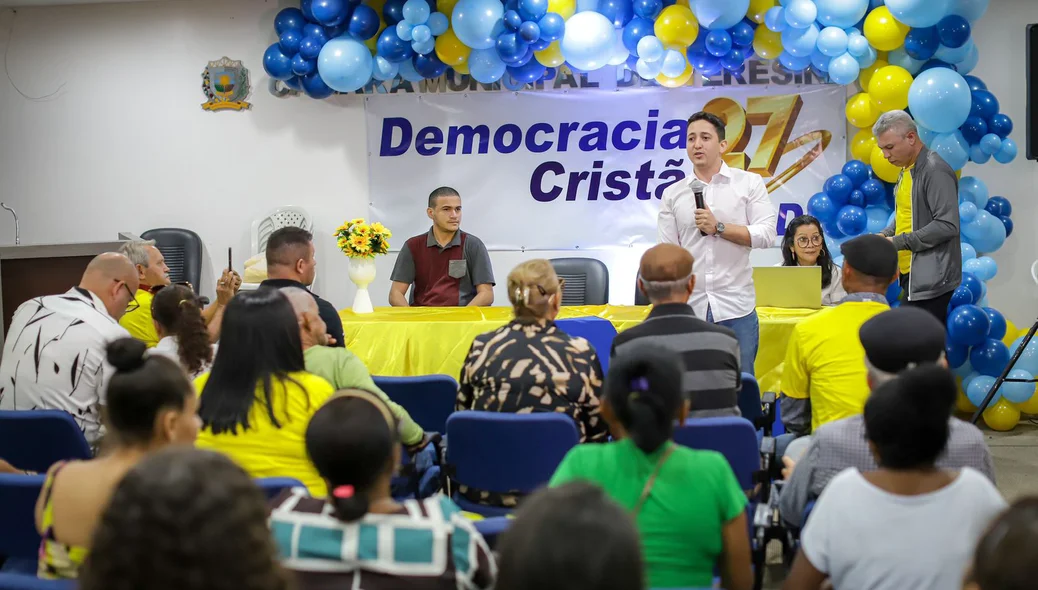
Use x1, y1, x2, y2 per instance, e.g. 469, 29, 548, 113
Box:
0, 241, 126, 352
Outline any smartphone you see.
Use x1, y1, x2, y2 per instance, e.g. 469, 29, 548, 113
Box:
227, 247, 232, 272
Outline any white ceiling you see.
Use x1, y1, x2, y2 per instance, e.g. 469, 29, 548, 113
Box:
0, 0, 169, 6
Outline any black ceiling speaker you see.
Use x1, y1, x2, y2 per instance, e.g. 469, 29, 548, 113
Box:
1028, 24, 1038, 160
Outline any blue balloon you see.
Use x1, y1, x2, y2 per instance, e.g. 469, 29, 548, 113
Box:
731, 20, 755, 47
414, 52, 448, 77
452, 0, 505, 49
962, 257, 984, 278
960, 272, 984, 303
988, 113, 1013, 138
539, 13, 565, 41
995, 138, 1018, 164
781, 23, 820, 58
690, 0, 751, 30
275, 8, 307, 34
598, 0, 633, 27
958, 176, 988, 206
497, 33, 529, 63
377, 28, 414, 61
280, 30, 304, 56
661, 49, 687, 77
779, 51, 812, 72
999, 215, 1014, 238
283, 75, 303, 91
946, 342, 969, 368
970, 90, 1000, 120
263, 43, 295, 80
963, 74, 986, 92
530, 36, 552, 51
840, 160, 867, 188
347, 5, 381, 40
518, 21, 540, 41
397, 21, 414, 41
971, 338, 1011, 377
705, 30, 733, 57
291, 53, 316, 75
519, 0, 549, 20
301, 0, 316, 21
633, 0, 662, 19
969, 144, 991, 164
383, 0, 406, 24
807, 193, 838, 223
721, 46, 751, 71
859, 178, 886, 206
318, 36, 373, 91
836, 205, 867, 236
957, 43, 979, 74
983, 305, 1006, 338
966, 375, 999, 407
371, 55, 399, 80
847, 31, 869, 57
1002, 370, 1036, 404
885, 279, 902, 305
622, 17, 652, 53
908, 68, 972, 133
325, 22, 349, 38
299, 35, 326, 59
904, 26, 939, 60
959, 116, 988, 145
814, 0, 868, 28
855, 44, 877, 68
469, 47, 507, 83
979, 133, 1002, 156
1010, 337, 1038, 376
425, 12, 448, 35
950, 285, 975, 309
765, 6, 787, 32
846, 189, 865, 208
918, 58, 954, 72
931, 131, 969, 170
504, 9, 522, 30
824, 173, 854, 204
828, 53, 860, 85
561, 12, 618, 71
303, 23, 327, 40
885, 0, 952, 28
301, 71, 336, 98
397, 57, 424, 81
935, 38, 973, 64
959, 201, 978, 223
817, 26, 849, 57
811, 49, 831, 72
963, 210, 1006, 254
948, 0, 989, 22
865, 206, 890, 234
508, 58, 547, 83
948, 304, 991, 347
887, 47, 924, 74
961, 241, 977, 263
637, 35, 664, 61
984, 196, 1012, 217
784, 0, 817, 29
313, 0, 350, 26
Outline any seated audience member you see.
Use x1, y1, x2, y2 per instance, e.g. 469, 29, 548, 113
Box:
613, 243, 741, 417
780, 215, 845, 306
780, 306, 994, 528
79, 447, 292, 590
270, 391, 496, 589
550, 346, 752, 590
150, 284, 217, 378
194, 288, 335, 495
260, 227, 345, 347
496, 481, 645, 590
36, 338, 198, 579
0, 253, 136, 446
783, 365, 1006, 590
965, 497, 1038, 590
279, 287, 426, 450
389, 187, 495, 307
118, 240, 240, 346
780, 234, 898, 438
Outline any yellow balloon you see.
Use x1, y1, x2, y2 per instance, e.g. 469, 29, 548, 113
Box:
453, 60, 470, 74
858, 58, 887, 93
654, 5, 699, 47
747, 0, 777, 24
983, 398, 1021, 432
368, 0, 387, 15
437, 0, 459, 17
435, 29, 471, 66
863, 6, 910, 52
1014, 390, 1038, 414
753, 26, 783, 61
365, 19, 387, 54
851, 128, 878, 163
676, 0, 689, 6
870, 145, 902, 183
868, 65, 913, 112
535, 40, 565, 67
846, 93, 881, 129
955, 388, 977, 414
547, 0, 576, 19
656, 60, 693, 88
1002, 320, 1019, 348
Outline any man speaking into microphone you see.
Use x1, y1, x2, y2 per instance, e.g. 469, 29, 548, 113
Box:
658, 111, 778, 375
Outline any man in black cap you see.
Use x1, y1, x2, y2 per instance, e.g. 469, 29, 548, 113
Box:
780, 234, 900, 440
778, 306, 994, 528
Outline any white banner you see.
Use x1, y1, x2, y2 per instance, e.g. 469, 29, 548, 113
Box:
365, 85, 847, 251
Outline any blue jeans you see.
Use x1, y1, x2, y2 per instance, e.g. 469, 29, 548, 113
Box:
706, 307, 759, 377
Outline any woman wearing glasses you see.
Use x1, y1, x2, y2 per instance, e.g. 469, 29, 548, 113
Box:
456, 259, 608, 508
780, 215, 845, 306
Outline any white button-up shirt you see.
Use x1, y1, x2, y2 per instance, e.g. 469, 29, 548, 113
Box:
658, 163, 778, 321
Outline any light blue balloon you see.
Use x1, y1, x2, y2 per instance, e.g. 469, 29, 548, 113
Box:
974, 256, 998, 281
1010, 337, 1038, 376
778, 50, 813, 72
865, 206, 891, 234
817, 26, 849, 57
855, 45, 876, 68
959, 201, 978, 223
931, 131, 969, 170
995, 138, 1018, 164
964, 210, 1007, 254
576, 0, 599, 12
935, 38, 974, 64
411, 36, 435, 54
371, 55, 399, 80
948, 0, 989, 22
452, 0, 505, 50
961, 241, 977, 263
963, 257, 984, 277
636, 57, 662, 78
969, 144, 991, 164
469, 47, 507, 83
1002, 370, 1036, 404
811, 49, 830, 72
957, 43, 980, 74
397, 21, 414, 41
403, 0, 432, 25
561, 11, 616, 71
953, 361, 974, 380
888, 47, 924, 74
908, 68, 972, 133
782, 22, 820, 57
958, 176, 988, 207
828, 52, 860, 84
691, 0, 751, 30
980, 133, 1002, 155
917, 125, 937, 147
412, 24, 432, 43
846, 31, 869, 57
785, 0, 817, 29
637, 35, 664, 62
815, 0, 869, 28
660, 49, 686, 77
427, 12, 449, 35
765, 6, 788, 32
967, 374, 999, 407
317, 36, 374, 92
886, 0, 952, 28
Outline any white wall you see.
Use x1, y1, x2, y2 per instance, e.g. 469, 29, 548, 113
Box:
0, 0, 1034, 324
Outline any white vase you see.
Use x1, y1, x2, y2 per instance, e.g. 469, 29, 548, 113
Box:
349, 257, 377, 314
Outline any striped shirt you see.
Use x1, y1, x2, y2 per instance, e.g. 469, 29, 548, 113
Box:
269, 488, 496, 590
611, 303, 741, 415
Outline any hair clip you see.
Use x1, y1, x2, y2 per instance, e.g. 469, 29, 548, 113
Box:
332, 485, 355, 499
630, 377, 650, 392
178, 299, 191, 307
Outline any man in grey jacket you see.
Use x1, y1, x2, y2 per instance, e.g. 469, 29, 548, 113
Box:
874, 110, 961, 325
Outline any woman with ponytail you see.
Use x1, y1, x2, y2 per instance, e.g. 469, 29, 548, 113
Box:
35, 338, 199, 580
549, 346, 753, 590
269, 389, 496, 590
151, 284, 216, 377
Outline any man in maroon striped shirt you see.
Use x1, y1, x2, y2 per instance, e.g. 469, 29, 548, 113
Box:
389, 187, 496, 307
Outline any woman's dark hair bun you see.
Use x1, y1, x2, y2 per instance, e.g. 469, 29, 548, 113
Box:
107, 338, 148, 372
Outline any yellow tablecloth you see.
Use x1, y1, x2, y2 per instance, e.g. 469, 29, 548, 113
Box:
339, 305, 818, 393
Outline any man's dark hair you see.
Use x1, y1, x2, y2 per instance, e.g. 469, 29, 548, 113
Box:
687, 111, 726, 141
864, 364, 956, 470
428, 186, 460, 208
265, 227, 313, 268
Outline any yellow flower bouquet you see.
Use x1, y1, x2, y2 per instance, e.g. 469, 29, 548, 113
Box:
334, 218, 392, 259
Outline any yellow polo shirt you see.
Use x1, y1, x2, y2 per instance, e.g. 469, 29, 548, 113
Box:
894, 166, 914, 275
119, 289, 158, 347
782, 300, 890, 432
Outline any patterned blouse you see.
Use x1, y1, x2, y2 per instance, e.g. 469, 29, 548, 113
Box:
37, 462, 88, 579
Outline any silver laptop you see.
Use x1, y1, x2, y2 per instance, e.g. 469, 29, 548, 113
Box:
753, 266, 823, 309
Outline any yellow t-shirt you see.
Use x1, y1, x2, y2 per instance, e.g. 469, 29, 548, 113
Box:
119, 289, 158, 347
894, 166, 914, 275
781, 301, 890, 432
194, 371, 335, 496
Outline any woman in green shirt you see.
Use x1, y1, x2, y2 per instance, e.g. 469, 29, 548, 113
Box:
549, 346, 753, 590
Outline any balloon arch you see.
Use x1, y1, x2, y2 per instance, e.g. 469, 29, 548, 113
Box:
264, 0, 1035, 429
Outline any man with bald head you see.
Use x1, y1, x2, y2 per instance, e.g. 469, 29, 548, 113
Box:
0, 252, 138, 445
611, 244, 742, 417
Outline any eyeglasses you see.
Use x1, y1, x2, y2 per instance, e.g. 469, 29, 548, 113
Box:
795, 235, 824, 247
121, 282, 140, 312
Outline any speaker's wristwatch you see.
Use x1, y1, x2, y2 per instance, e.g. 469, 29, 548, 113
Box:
716, 222, 726, 235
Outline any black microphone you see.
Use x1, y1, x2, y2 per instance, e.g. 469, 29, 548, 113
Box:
693, 189, 707, 236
